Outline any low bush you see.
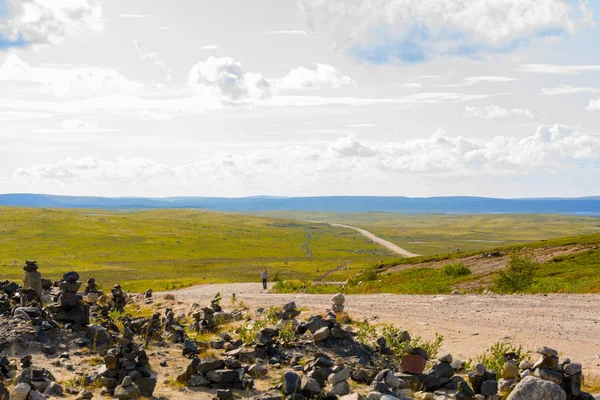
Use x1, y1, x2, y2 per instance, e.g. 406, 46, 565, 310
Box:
494, 251, 537, 293
442, 263, 472, 277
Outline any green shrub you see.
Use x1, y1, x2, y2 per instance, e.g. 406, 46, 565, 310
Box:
467, 342, 530, 375
442, 263, 472, 277
494, 251, 537, 293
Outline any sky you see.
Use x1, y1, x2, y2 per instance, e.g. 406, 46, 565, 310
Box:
0, 0, 599, 198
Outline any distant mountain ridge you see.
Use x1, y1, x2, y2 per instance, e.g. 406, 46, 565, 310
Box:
0, 193, 599, 215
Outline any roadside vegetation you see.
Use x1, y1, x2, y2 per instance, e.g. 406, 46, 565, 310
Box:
274, 233, 600, 295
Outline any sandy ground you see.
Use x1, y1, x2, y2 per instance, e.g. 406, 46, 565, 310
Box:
160, 283, 600, 375
306, 221, 421, 257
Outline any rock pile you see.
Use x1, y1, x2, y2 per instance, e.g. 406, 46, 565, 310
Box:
21, 261, 42, 306
11, 354, 64, 398
178, 355, 251, 392
46, 272, 89, 326
83, 278, 100, 304
331, 293, 345, 314
111, 284, 126, 312
100, 326, 157, 398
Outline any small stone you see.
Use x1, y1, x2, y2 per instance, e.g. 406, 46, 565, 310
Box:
329, 368, 350, 385
331, 293, 345, 306
438, 353, 453, 363
564, 362, 582, 376
330, 380, 350, 396
312, 327, 329, 342
535, 346, 558, 357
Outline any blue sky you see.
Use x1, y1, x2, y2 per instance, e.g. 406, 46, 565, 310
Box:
0, 0, 599, 198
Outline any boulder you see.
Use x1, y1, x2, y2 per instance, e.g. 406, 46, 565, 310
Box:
330, 380, 350, 396
313, 327, 329, 342
400, 354, 427, 374
506, 376, 566, 400
9, 383, 31, 400
283, 371, 302, 395
332, 293, 345, 306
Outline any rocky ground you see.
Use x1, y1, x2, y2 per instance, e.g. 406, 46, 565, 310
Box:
1, 270, 600, 400
161, 283, 600, 371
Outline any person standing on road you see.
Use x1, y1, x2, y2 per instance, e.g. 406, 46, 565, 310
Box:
261, 269, 268, 290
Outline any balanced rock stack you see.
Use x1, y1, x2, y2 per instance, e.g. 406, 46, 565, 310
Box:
111, 284, 126, 312
331, 293, 345, 314
468, 362, 498, 397
164, 309, 187, 343
369, 368, 413, 399
178, 355, 251, 391
11, 354, 64, 398
83, 277, 100, 304
21, 260, 42, 306
506, 346, 594, 400
100, 326, 157, 398
328, 358, 351, 396
47, 271, 89, 326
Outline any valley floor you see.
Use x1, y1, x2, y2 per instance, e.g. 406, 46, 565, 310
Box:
162, 283, 600, 374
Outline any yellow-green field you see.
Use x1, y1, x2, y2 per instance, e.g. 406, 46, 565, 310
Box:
0, 207, 393, 292
250, 211, 600, 255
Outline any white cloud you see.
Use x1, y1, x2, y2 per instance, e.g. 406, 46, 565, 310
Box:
540, 85, 600, 95
188, 56, 272, 106
403, 83, 422, 88
300, 0, 579, 62
201, 45, 220, 50
579, 0, 596, 26
518, 64, 600, 74
274, 63, 354, 91
266, 30, 309, 36
11, 125, 599, 195
328, 135, 377, 158
132, 40, 167, 68
465, 105, 534, 119
0, 53, 141, 97
0, 0, 104, 46
33, 118, 114, 133
587, 98, 600, 110
117, 13, 149, 18
443, 76, 518, 87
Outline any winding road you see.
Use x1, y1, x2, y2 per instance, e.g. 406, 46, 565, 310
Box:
308, 221, 420, 257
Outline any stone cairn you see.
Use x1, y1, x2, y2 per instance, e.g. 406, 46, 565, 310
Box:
164, 309, 187, 343
21, 261, 42, 306
111, 284, 126, 312
47, 271, 89, 326
100, 326, 157, 399
331, 293, 345, 314
83, 277, 100, 304
9, 354, 64, 399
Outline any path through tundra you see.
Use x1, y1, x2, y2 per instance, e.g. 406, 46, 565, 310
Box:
161, 283, 600, 374
308, 221, 421, 257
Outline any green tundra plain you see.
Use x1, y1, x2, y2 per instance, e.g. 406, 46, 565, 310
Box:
0, 207, 392, 292
1, 207, 599, 294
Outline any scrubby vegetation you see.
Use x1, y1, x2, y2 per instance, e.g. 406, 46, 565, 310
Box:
494, 252, 537, 293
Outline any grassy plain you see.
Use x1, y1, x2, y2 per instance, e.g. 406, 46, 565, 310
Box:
0, 207, 393, 292
275, 233, 600, 295
251, 211, 600, 255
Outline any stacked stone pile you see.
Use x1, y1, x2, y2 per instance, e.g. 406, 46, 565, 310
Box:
46, 272, 89, 326
111, 285, 126, 312
10, 354, 64, 398
83, 278, 101, 304
99, 326, 157, 398
20, 261, 42, 306
177, 355, 252, 392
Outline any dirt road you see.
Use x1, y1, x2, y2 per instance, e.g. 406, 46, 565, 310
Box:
308, 221, 420, 257
161, 283, 600, 372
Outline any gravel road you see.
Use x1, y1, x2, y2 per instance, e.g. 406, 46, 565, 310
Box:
307, 221, 420, 257
159, 283, 600, 372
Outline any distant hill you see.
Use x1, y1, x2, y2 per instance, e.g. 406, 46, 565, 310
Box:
0, 193, 599, 215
